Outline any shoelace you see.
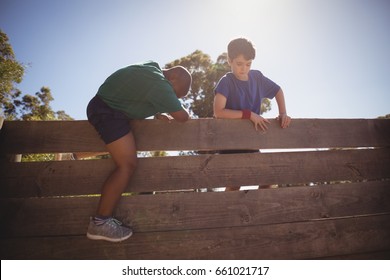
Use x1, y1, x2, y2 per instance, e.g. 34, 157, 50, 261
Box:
109, 218, 122, 226
93, 216, 122, 226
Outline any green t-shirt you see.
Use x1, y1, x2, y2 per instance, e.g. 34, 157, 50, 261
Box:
96, 61, 182, 119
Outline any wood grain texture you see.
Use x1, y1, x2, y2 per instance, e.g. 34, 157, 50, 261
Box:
1, 181, 389, 238
1, 118, 389, 260
1, 119, 389, 154
2, 148, 389, 197
1, 214, 389, 259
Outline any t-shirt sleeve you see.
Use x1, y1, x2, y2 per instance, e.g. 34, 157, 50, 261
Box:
149, 85, 183, 113
256, 71, 280, 99
214, 76, 230, 99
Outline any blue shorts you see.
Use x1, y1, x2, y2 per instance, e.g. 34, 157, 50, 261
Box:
87, 95, 131, 144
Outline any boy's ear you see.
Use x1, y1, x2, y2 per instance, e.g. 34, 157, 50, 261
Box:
227, 57, 233, 65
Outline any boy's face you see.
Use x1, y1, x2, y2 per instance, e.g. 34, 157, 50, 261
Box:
228, 54, 252, 81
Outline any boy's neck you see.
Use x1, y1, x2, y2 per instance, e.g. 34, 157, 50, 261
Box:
233, 73, 249, 81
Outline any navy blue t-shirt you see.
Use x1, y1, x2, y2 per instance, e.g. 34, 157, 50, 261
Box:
214, 70, 280, 114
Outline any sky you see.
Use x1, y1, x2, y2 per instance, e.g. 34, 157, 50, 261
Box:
1, 0, 389, 120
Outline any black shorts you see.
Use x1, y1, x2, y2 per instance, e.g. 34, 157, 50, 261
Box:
87, 95, 131, 144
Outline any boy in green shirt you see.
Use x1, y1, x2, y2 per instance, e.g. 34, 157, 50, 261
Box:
86, 61, 191, 242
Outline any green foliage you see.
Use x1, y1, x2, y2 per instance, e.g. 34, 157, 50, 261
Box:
0, 29, 25, 117
0, 30, 72, 121
165, 50, 221, 117
16, 87, 73, 161
16, 86, 72, 121
138, 151, 168, 157
0, 30, 73, 162
261, 98, 271, 114
22, 153, 55, 162
378, 114, 390, 119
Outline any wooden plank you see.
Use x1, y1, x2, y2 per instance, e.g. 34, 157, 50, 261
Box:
1, 214, 389, 259
1, 119, 389, 154
1, 148, 389, 197
1, 181, 389, 238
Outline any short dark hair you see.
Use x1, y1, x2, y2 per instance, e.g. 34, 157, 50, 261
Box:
174, 66, 192, 97
227, 38, 256, 60
164, 66, 192, 98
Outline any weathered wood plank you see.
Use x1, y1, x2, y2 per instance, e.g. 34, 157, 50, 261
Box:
1, 181, 389, 238
1, 119, 389, 154
1, 118, 389, 261
1, 214, 389, 259
1, 148, 389, 197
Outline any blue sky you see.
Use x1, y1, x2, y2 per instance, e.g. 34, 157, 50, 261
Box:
1, 0, 389, 120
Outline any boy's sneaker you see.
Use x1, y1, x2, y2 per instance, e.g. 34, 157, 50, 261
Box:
86, 217, 133, 242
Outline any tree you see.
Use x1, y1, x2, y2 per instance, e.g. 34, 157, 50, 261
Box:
0, 31, 72, 121
378, 114, 390, 119
15, 86, 72, 121
0, 30, 73, 162
0, 29, 25, 118
10, 86, 73, 162
165, 50, 271, 118
165, 50, 217, 117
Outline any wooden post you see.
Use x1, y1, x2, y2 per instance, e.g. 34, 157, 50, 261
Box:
0, 118, 22, 162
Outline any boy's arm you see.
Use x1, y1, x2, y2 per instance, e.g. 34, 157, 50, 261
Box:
274, 88, 291, 128
213, 93, 242, 119
169, 107, 190, 122
214, 93, 270, 131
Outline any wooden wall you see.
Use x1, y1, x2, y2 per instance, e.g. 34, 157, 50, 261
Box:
1, 119, 389, 259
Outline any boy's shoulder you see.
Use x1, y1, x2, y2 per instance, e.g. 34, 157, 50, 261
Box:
128, 60, 161, 71
138, 60, 160, 68
249, 69, 263, 77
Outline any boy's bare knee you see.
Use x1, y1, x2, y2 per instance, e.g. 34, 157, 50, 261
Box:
120, 157, 137, 172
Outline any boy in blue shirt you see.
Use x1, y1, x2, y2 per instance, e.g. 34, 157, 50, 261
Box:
214, 38, 291, 191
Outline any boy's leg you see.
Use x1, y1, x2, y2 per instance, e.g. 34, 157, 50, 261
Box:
96, 131, 137, 217
86, 131, 136, 242
86, 95, 136, 241
87, 132, 136, 242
